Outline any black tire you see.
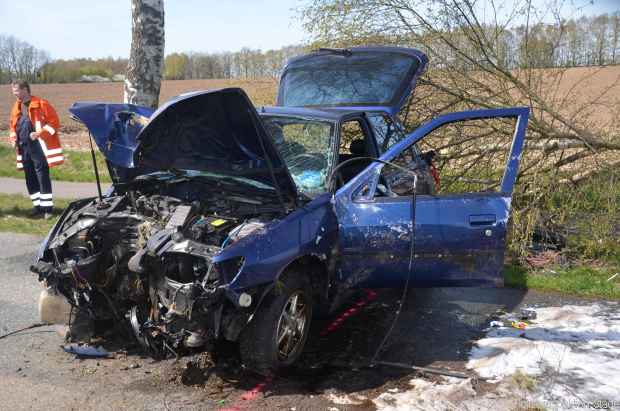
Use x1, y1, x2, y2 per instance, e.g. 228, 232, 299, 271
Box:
239, 271, 313, 375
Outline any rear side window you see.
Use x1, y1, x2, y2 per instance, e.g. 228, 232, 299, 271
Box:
367, 114, 407, 153
339, 120, 367, 155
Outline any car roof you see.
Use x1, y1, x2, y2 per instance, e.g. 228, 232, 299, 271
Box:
258, 105, 392, 121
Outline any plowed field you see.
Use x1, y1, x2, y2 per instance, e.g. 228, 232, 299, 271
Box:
0, 79, 277, 149
1, 65, 619, 151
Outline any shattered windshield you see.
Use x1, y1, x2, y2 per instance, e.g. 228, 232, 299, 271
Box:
262, 115, 335, 195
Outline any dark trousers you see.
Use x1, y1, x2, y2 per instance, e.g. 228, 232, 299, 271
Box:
19, 140, 53, 212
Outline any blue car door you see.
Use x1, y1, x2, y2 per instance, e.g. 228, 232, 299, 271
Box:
334, 107, 529, 288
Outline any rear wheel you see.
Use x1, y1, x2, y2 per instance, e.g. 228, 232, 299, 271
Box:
239, 271, 313, 375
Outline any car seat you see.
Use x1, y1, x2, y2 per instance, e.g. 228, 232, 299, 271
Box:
338, 139, 372, 184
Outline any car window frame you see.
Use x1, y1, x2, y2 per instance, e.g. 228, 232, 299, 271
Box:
337, 114, 379, 158
336, 107, 529, 203
364, 111, 408, 154
260, 113, 340, 198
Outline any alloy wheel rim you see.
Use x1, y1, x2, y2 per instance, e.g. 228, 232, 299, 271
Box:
276, 291, 308, 361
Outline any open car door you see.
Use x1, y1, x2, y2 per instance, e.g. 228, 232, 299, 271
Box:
334, 107, 529, 288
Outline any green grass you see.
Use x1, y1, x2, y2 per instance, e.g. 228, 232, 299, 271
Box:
0, 143, 110, 183
508, 169, 620, 302
510, 370, 536, 391
505, 263, 620, 300
535, 170, 620, 262
0, 193, 71, 235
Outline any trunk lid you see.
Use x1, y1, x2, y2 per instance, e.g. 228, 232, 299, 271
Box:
276, 47, 428, 114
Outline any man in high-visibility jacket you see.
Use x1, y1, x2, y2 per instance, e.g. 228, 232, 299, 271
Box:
8, 80, 63, 219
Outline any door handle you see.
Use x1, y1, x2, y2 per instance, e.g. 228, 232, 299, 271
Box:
469, 214, 496, 226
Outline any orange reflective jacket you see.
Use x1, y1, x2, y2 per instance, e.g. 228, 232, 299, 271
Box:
9, 95, 64, 169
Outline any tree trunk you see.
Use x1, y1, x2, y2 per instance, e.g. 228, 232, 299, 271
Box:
124, 0, 165, 109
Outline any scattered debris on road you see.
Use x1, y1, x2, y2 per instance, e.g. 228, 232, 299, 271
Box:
510, 320, 529, 329
520, 307, 537, 320
62, 343, 111, 358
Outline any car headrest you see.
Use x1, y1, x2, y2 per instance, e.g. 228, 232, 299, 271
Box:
265, 123, 285, 145
349, 139, 366, 156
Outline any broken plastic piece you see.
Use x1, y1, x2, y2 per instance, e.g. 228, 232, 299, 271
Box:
39, 287, 72, 325
62, 343, 110, 358
511, 321, 528, 329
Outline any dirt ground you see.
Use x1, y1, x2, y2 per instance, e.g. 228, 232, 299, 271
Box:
0, 78, 278, 134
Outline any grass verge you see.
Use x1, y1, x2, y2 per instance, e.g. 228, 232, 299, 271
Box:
0, 193, 71, 235
0, 143, 110, 183
505, 263, 620, 300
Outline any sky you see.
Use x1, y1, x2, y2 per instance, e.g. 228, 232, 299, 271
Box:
0, 0, 618, 60
0, 0, 308, 59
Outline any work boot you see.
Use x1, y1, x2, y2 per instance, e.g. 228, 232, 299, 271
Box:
41, 207, 53, 220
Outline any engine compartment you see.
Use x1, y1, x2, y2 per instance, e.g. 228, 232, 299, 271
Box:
32, 172, 286, 356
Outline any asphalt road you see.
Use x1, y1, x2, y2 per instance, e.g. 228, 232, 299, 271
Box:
0, 232, 592, 410
0, 233, 174, 410
0, 177, 104, 199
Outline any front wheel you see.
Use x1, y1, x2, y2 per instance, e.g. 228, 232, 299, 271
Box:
239, 272, 313, 375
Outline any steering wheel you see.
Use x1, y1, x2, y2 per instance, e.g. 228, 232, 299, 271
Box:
289, 152, 327, 171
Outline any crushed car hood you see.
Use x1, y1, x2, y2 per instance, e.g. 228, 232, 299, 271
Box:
276, 47, 428, 114
70, 88, 298, 200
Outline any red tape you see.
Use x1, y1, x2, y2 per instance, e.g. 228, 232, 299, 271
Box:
319, 289, 377, 336
219, 375, 273, 411
219, 289, 378, 410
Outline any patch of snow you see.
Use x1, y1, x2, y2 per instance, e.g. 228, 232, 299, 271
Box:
326, 393, 365, 405
468, 304, 620, 405
373, 303, 619, 411
373, 377, 477, 410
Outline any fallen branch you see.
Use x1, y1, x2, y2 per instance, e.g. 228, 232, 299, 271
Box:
373, 360, 475, 379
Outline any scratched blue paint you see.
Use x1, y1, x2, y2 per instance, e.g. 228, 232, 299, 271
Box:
333, 107, 529, 288
213, 107, 528, 297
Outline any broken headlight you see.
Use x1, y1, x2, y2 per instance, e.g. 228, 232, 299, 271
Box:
208, 256, 245, 284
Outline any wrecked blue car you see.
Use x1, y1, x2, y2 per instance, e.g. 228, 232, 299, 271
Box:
32, 47, 528, 374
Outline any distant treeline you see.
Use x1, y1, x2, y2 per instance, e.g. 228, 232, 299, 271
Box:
162, 45, 306, 80
434, 12, 620, 69
1, 12, 619, 84
38, 57, 129, 83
